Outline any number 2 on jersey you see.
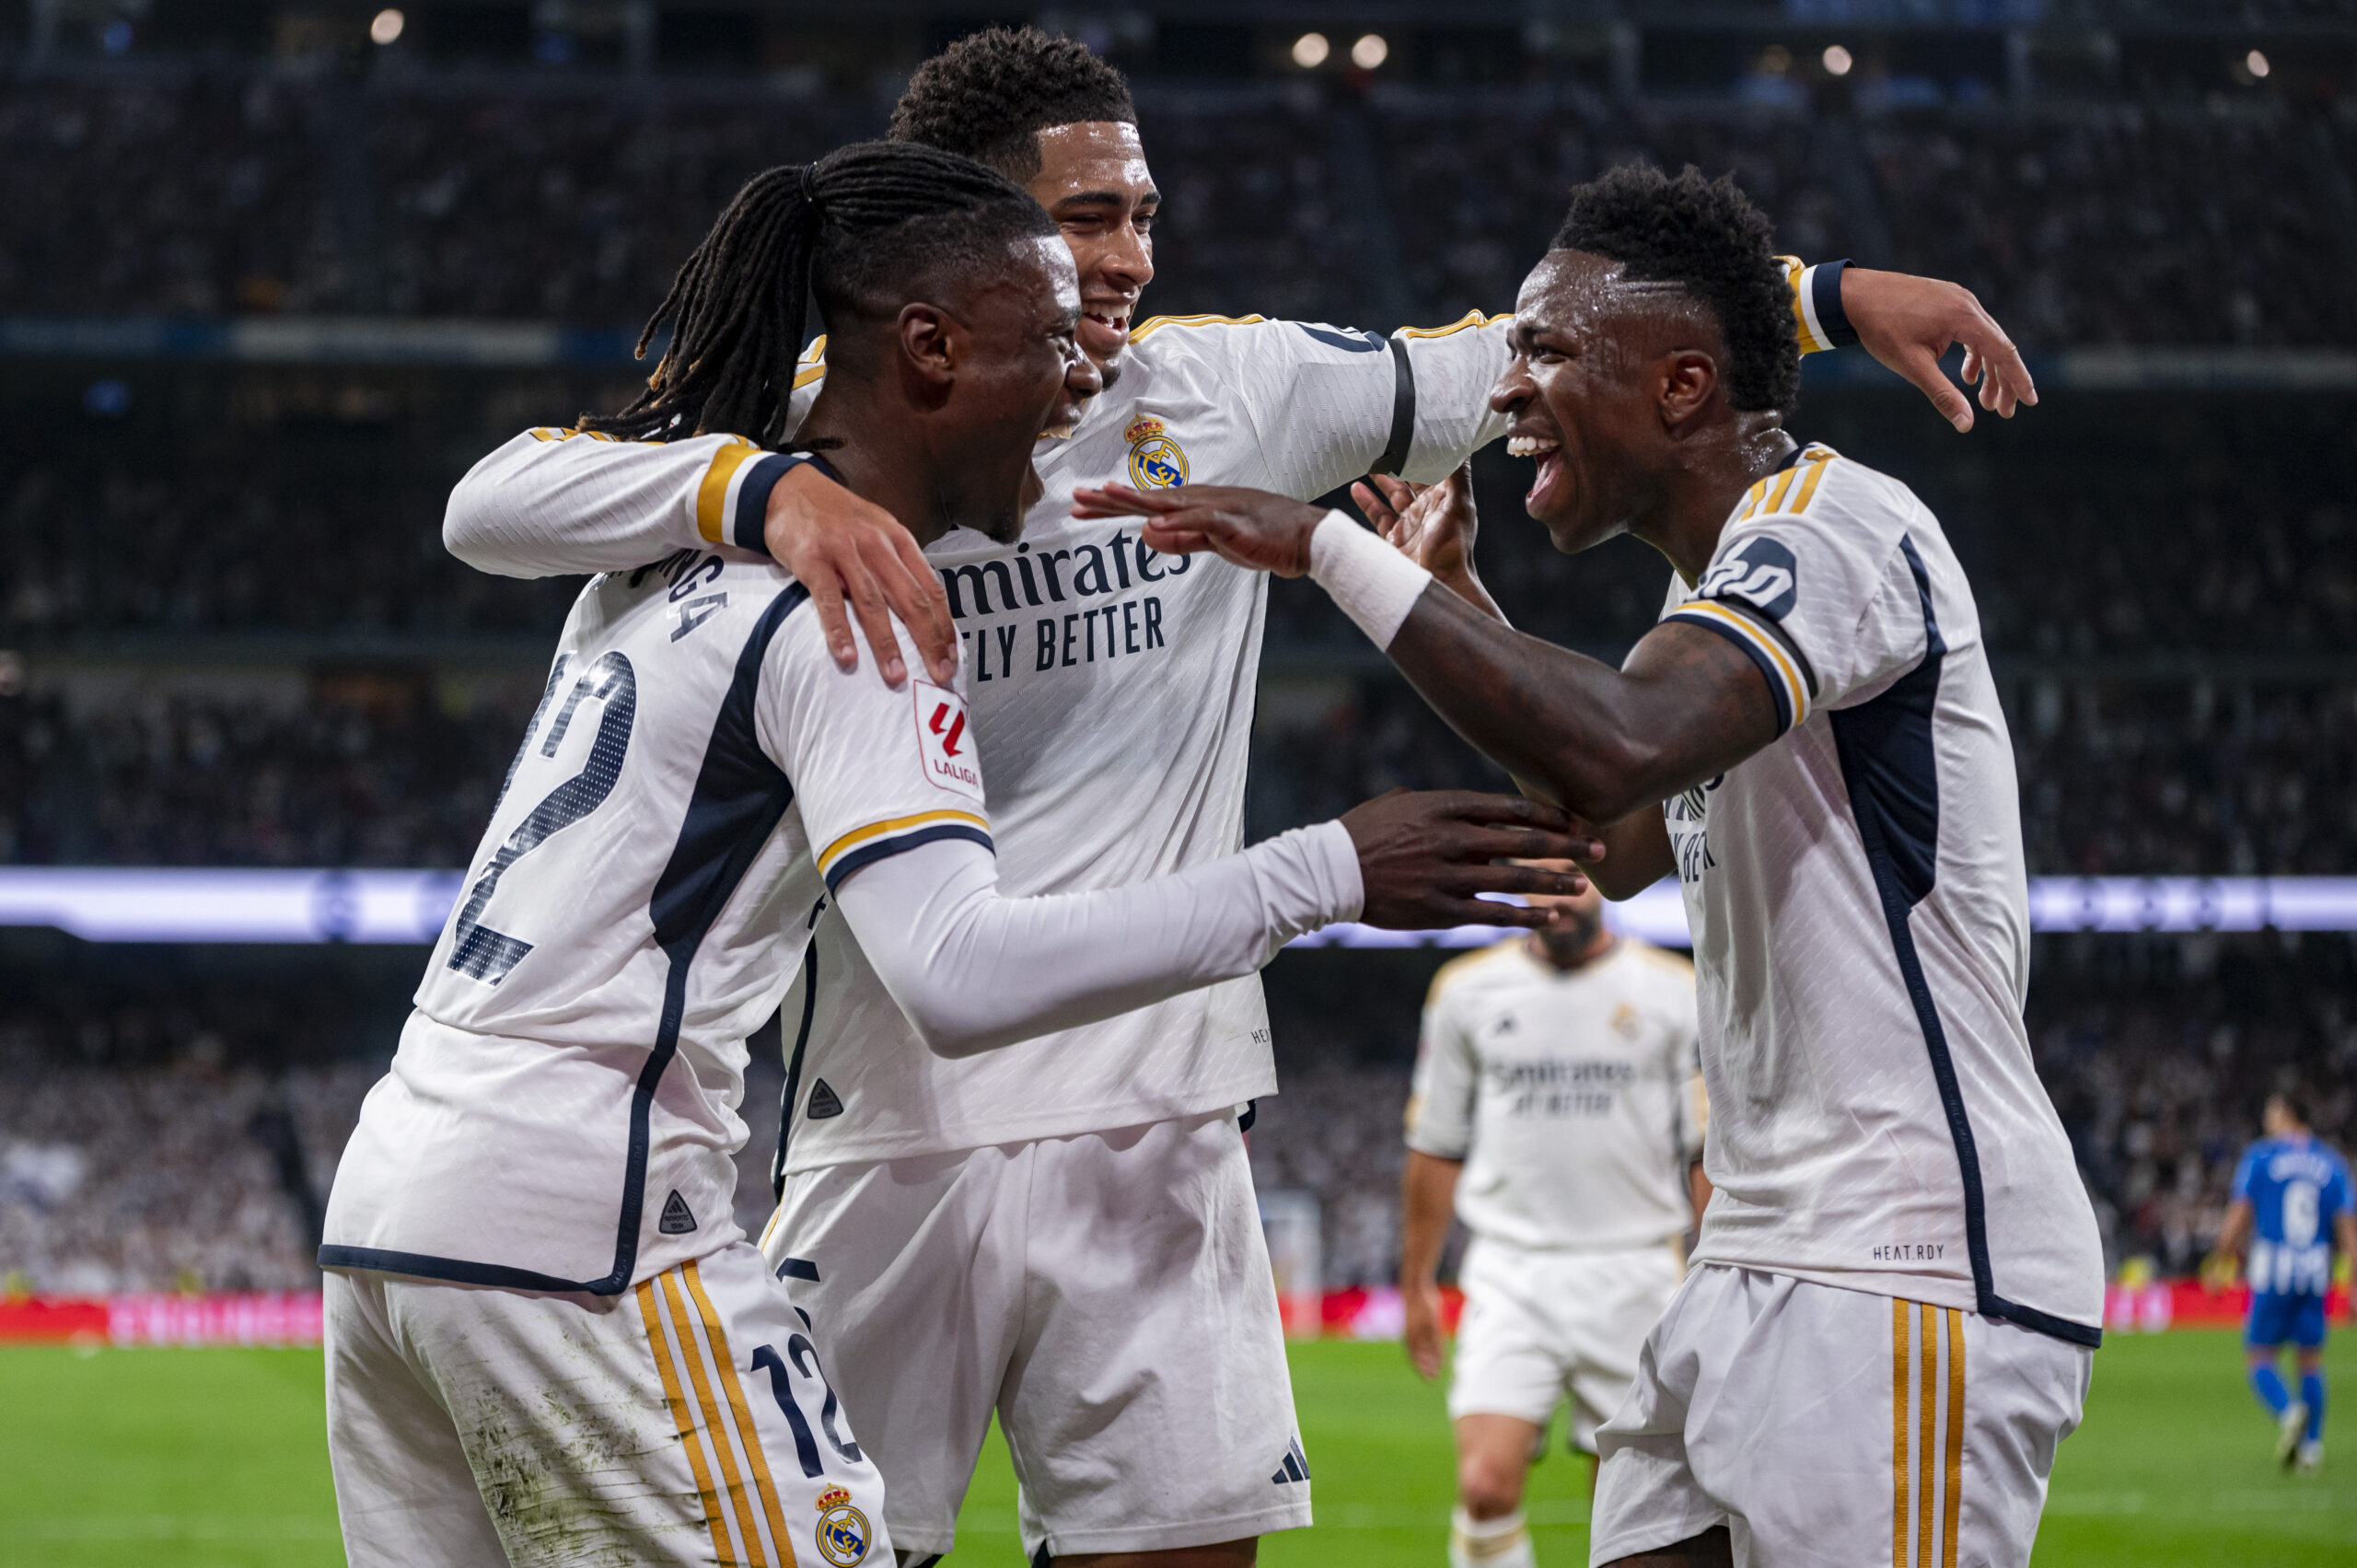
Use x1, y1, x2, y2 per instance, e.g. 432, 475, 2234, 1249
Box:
447, 651, 638, 983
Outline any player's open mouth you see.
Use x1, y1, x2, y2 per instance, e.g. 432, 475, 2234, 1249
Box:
1079, 310, 1131, 348
1508, 433, 1565, 509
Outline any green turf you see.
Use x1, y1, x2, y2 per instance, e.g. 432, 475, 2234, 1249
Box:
2, 1329, 2350, 1566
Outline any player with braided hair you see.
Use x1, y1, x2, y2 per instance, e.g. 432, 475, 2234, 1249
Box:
323, 140, 1597, 1568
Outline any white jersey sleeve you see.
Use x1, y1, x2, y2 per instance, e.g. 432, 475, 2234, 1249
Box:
1132, 312, 1514, 500
1661, 445, 1933, 735
1403, 955, 1483, 1160
443, 342, 828, 576
761, 616, 1363, 1058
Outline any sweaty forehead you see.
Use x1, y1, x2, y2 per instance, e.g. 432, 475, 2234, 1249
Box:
1030, 121, 1155, 200
1516, 250, 1700, 338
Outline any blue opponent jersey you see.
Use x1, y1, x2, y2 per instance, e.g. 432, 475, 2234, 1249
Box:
2234, 1134, 2353, 1297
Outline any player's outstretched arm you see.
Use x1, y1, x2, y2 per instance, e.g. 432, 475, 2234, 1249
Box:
1074, 482, 1778, 892
830, 792, 1600, 1059
444, 430, 956, 685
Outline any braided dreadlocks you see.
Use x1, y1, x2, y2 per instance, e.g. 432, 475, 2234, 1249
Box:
581, 140, 1053, 446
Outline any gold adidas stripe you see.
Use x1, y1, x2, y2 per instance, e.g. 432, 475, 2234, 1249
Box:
684, 1260, 795, 1564
1891, 1298, 1910, 1568
641, 1278, 737, 1565
662, 1270, 769, 1566
1126, 312, 1267, 343
1943, 1307, 1965, 1568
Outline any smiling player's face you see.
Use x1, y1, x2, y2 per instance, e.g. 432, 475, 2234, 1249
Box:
1488, 250, 1687, 557
1024, 121, 1157, 382
937, 237, 1101, 543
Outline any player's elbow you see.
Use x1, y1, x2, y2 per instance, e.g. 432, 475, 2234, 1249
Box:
442, 494, 528, 577
1536, 732, 1664, 827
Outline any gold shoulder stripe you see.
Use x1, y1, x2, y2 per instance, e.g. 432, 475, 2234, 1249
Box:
1395, 309, 1493, 340
1127, 312, 1267, 343
791, 363, 826, 391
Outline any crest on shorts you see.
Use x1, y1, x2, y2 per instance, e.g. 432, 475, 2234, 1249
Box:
813, 1486, 870, 1565
1124, 416, 1189, 490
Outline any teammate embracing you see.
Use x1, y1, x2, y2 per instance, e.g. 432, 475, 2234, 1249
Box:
1079, 162, 2107, 1567
441, 30, 2043, 1566
1401, 877, 1707, 1568
319, 141, 1589, 1568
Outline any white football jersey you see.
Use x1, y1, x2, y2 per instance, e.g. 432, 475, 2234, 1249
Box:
1405, 938, 1704, 1252
322, 514, 1003, 1293
446, 313, 1515, 1170
1656, 444, 2105, 1345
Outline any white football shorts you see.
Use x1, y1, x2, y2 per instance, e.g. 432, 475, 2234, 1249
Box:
762, 1107, 1313, 1562
1448, 1236, 1685, 1452
1589, 1264, 2092, 1568
324, 1241, 890, 1568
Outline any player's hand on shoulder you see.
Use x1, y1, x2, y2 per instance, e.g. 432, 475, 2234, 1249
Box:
1071, 482, 1328, 576
768, 459, 956, 685
1342, 789, 1604, 930
1840, 267, 2037, 433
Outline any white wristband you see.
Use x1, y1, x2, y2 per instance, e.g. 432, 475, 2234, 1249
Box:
1306, 510, 1433, 650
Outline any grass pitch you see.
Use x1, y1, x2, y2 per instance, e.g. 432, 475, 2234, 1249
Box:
1, 1330, 2349, 1566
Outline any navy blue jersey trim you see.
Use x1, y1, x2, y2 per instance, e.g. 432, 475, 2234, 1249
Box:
316, 1246, 596, 1294
1665, 610, 1794, 735
1814, 259, 1858, 349
820, 823, 995, 892
1830, 535, 2099, 1349
1375, 336, 1416, 477
731, 454, 818, 554
776, 1256, 821, 1283
775, 935, 819, 1200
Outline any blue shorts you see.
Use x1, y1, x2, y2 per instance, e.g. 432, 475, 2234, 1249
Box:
2246, 1292, 2328, 1350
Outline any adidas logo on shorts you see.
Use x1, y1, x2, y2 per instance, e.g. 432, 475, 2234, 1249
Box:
1271, 1435, 1312, 1485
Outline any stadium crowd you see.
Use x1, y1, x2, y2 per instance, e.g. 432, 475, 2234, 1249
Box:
3, 934, 2343, 1292
6, 66, 2354, 346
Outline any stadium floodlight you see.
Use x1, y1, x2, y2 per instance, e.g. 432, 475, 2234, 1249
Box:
1351, 33, 1388, 70
1291, 31, 1330, 69
2246, 49, 2270, 78
370, 8, 405, 46
1822, 44, 1853, 76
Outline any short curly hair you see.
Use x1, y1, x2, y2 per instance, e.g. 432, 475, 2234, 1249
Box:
889, 27, 1137, 180
1551, 163, 1800, 413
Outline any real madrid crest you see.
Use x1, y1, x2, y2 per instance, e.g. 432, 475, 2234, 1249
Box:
1124, 415, 1189, 489
813, 1483, 870, 1565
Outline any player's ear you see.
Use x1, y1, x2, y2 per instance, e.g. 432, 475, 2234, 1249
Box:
897, 302, 958, 391
1658, 349, 1718, 429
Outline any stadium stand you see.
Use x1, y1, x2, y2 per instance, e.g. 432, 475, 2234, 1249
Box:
4, 34, 2352, 1299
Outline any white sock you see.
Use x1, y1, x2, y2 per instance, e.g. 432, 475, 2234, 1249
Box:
1448, 1505, 1537, 1568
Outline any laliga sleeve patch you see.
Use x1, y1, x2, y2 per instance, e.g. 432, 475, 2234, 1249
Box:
913, 680, 983, 800
1697, 536, 1799, 621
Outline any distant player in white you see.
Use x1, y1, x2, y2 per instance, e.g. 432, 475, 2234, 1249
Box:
440, 33, 2039, 1564
319, 144, 1590, 1568
1401, 877, 1707, 1568
1077, 163, 2106, 1568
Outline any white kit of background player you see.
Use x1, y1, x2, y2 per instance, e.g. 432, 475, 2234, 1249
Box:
319, 441, 1379, 1566
443, 279, 1851, 1562
1408, 932, 1704, 1462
